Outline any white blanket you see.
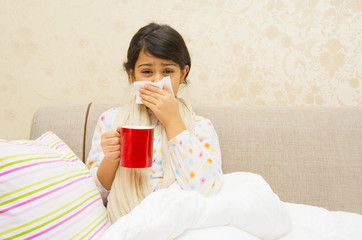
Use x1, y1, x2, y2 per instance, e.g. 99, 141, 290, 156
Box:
279, 203, 362, 240
101, 172, 362, 240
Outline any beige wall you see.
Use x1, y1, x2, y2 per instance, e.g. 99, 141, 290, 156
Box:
1, 0, 361, 140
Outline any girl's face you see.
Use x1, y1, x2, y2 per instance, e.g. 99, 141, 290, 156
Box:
129, 50, 189, 95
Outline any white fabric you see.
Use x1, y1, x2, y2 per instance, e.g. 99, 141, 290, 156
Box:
101, 172, 291, 240
133, 76, 174, 104
101, 172, 362, 240
176, 204, 362, 240
279, 203, 362, 240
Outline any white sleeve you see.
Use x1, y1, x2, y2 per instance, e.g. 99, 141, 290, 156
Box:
168, 116, 223, 196
86, 107, 120, 203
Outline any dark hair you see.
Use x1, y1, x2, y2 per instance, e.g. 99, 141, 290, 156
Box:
124, 23, 191, 84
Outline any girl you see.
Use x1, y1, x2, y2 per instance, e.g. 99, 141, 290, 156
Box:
86, 23, 223, 224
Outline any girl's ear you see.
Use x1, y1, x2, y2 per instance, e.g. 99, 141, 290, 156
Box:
179, 65, 190, 84
129, 69, 136, 83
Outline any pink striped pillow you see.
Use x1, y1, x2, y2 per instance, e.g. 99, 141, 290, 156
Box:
0, 132, 110, 239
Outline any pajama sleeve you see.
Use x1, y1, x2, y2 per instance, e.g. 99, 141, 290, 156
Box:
86, 107, 120, 203
168, 116, 223, 196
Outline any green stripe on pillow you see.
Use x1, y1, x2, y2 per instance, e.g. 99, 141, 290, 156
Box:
70, 210, 108, 240
0, 132, 110, 239
1, 189, 98, 235
0, 169, 88, 200
1, 172, 89, 206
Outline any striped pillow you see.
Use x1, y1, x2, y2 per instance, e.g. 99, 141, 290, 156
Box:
0, 132, 110, 239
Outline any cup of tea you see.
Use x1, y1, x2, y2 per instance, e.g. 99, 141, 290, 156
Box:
119, 126, 154, 168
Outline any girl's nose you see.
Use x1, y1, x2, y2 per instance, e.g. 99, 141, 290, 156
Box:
151, 74, 163, 82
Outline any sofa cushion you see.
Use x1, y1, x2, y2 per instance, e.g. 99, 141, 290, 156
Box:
0, 132, 110, 239
33, 103, 362, 214
30, 104, 89, 162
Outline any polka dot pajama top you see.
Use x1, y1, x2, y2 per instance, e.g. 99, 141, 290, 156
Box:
86, 107, 223, 202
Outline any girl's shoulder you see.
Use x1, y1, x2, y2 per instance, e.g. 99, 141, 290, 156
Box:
194, 115, 214, 127
97, 106, 122, 124
100, 106, 122, 117
195, 114, 211, 121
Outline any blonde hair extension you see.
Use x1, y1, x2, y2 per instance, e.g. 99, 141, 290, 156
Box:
107, 97, 195, 224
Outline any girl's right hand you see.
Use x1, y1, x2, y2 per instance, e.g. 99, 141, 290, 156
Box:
100, 127, 121, 163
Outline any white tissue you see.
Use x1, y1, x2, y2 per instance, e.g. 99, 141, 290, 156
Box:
133, 76, 174, 104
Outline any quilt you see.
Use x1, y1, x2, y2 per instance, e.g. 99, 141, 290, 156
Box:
101, 172, 362, 240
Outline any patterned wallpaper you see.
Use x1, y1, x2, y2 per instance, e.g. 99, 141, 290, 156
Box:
0, 0, 361, 140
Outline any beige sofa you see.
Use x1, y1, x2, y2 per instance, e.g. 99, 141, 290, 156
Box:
30, 103, 362, 214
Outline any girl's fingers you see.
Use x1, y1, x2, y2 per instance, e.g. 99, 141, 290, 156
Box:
107, 144, 120, 152
140, 93, 157, 105
144, 84, 164, 92
162, 85, 172, 93
102, 131, 120, 139
139, 85, 171, 103
104, 137, 120, 145
142, 85, 168, 97
140, 91, 158, 101
116, 126, 122, 133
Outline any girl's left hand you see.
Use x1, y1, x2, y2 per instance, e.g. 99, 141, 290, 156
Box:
139, 84, 181, 128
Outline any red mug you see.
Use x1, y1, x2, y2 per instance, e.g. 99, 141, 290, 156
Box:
120, 126, 154, 168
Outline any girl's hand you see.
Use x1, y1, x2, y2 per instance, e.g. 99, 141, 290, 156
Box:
100, 127, 121, 163
139, 85, 178, 126
139, 84, 186, 139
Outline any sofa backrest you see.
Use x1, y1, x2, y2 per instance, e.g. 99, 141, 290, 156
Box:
31, 103, 362, 214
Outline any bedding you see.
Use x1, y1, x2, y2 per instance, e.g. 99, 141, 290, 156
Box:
101, 172, 291, 240
2, 130, 361, 240
101, 172, 362, 240
0, 132, 110, 239
279, 203, 362, 240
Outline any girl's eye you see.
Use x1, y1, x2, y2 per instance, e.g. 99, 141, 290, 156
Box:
164, 69, 174, 74
142, 70, 152, 74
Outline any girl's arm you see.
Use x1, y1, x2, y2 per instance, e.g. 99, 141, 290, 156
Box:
168, 116, 223, 196
96, 129, 121, 190
86, 107, 120, 202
